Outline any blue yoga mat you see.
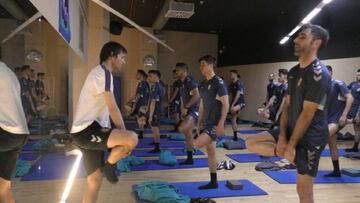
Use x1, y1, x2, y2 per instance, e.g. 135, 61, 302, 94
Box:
219, 136, 246, 148
19, 153, 39, 161
130, 158, 208, 171
236, 129, 265, 134
21, 154, 87, 181
227, 153, 281, 163
143, 129, 179, 134
136, 141, 185, 149
321, 149, 347, 157
159, 117, 174, 125
132, 179, 267, 202
131, 149, 204, 157
22, 140, 38, 151
264, 170, 360, 184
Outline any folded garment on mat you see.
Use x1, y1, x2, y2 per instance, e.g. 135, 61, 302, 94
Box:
116, 156, 145, 172
12, 159, 31, 178
159, 150, 178, 166
137, 181, 190, 203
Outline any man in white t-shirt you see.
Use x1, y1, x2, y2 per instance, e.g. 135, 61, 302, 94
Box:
0, 61, 29, 203
71, 42, 138, 203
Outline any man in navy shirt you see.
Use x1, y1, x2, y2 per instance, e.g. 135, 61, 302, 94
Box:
126, 69, 150, 139
345, 69, 360, 152
266, 73, 277, 102
175, 63, 200, 165
229, 70, 245, 141
147, 70, 164, 153
195, 55, 229, 190
258, 69, 288, 123
169, 69, 181, 131
324, 65, 353, 177
247, 24, 331, 202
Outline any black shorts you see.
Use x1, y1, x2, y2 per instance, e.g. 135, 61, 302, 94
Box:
187, 109, 199, 123
201, 124, 217, 141
0, 127, 28, 180
170, 100, 181, 114
268, 128, 324, 177
268, 106, 277, 121
71, 122, 112, 175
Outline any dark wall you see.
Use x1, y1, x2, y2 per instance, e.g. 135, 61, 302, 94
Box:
218, 0, 360, 66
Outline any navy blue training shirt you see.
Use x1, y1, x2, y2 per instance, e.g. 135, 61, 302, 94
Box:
286, 58, 331, 146
136, 80, 150, 106
199, 75, 228, 126
150, 81, 164, 116
229, 80, 245, 105
327, 80, 349, 116
273, 83, 288, 110
172, 79, 181, 102
348, 81, 360, 115
180, 76, 200, 112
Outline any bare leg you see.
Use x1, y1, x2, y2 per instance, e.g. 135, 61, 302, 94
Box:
83, 169, 103, 203
245, 131, 277, 157
296, 173, 314, 203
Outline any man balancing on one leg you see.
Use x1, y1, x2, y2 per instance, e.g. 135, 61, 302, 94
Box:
345, 69, 360, 152
195, 55, 229, 189
147, 70, 165, 153
228, 70, 245, 141
324, 65, 353, 177
0, 61, 29, 203
70, 42, 138, 203
247, 23, 331, 203
175, 63, 200, 165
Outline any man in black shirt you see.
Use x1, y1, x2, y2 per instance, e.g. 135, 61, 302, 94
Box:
229, 70, 245, 140
247, 24, 331, 202
175, 63, 200, 165
195, 55, 229, 190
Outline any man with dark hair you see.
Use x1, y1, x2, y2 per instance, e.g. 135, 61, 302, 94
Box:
175, 63, 200, 165
125, 69, 149, 139
147, 69, 164, 153
258, 69, 288, 123
345, 68, 360, 152
19, 65, 36, 123
229, 70, 245, 141
71, 41, 138, 203
247, 23, 331, 202
324, 65, 353, 177
169, 68, 181, 132
196, 55, 229, 189
0, 61, 29, 203
266, 73, 277, 102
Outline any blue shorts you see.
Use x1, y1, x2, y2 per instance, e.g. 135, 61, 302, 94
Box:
187, 109, 199, 123
347, 105, 359, 120
327, 110, 343, 124
201, 124, 217, 141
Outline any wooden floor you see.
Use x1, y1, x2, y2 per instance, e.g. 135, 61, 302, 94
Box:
12, 124, 360, 203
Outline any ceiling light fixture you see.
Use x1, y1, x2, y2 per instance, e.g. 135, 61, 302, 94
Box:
279, 0, 334, 45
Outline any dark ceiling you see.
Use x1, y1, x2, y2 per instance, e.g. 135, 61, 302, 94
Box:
1, 0, 359, 65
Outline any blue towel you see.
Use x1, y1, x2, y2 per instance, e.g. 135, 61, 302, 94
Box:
12, 159, 31, 178
159, 150, 178, 166
137, 181, 190, 203
116, 156, 145, 172
216, 139, 225, 148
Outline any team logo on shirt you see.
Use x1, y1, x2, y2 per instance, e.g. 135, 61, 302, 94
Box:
313, 66, 322, 81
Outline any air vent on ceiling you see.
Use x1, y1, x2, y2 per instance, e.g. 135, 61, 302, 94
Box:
165, 1, 194, 19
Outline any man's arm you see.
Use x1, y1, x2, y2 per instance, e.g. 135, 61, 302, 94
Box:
275, 97, 286, 121
198, 99, 204, 129
148, 99, 156, 122
339, 93, 353, 126
103, 92, 126, 130
184, 88, 200, 109
231, 90, 241, 107
169, 87, 179, 103
216, 95, 229, 136
265, 96, 276, 109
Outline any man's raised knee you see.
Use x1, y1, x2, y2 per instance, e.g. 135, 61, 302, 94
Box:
127, 131, 139, 149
